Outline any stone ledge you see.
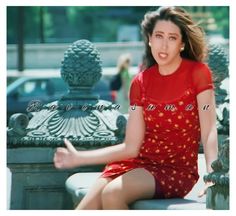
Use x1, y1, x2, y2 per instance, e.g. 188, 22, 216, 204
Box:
130, 198, 205, 210
66, 187, 206, 210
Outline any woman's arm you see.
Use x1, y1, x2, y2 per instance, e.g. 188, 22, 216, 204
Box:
197, 89, 218, 173
54, 106, 145, 169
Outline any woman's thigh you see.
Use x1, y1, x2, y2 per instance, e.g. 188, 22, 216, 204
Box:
102, 168, 156, 205
76, 176, 112, 210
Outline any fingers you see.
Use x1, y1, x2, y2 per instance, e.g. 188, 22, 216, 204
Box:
53, 139, 77, 169
54, 160, 62, 169
53, 154, 62, 169
64, 138, 76, 153
198, 181, 215, 197
53, 147, 68, 169
198, 189, 206, 197
56, 147, 68, 154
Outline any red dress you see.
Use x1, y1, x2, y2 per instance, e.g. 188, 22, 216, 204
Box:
101, 58, 214, 198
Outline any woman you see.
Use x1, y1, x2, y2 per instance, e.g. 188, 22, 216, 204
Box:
115, 53, 132, 113
54, 6, 218, 210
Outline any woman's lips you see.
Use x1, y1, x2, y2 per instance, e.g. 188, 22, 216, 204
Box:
158, 52, 168, 59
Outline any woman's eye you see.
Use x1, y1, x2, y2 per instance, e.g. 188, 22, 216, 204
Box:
169, 36, 177, 41
155, 34, 162, 39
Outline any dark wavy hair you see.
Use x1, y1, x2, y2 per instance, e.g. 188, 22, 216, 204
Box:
141, 6, 207, 69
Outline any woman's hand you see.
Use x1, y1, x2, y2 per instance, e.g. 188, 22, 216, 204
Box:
54, 138, 80, 169
198, 181, 215, 197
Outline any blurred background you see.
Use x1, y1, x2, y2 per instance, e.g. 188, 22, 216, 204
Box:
7, 6, 229, 70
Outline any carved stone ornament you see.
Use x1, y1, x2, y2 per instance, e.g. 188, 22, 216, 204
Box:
204, 43, 229, 210
7, 40, 127, 148
204, 139, 229, 209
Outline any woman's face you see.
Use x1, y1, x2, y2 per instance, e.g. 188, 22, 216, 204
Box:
149, 20, 184, 67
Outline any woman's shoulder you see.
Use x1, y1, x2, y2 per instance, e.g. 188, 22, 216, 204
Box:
183, 59, 213, 91
133, 65, 156, 83
183, 58, 209, 71
182, 58, 212, 81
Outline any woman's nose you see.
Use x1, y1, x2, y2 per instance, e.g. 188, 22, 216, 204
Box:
161, 38, 168, 50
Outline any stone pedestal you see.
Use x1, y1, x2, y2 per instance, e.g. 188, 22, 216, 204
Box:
206, 185, 229, 210
204, 138, 229, 210
7, 147, 104, 209
7, 40, 124, 210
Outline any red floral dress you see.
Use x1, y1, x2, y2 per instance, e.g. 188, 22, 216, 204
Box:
101, 58, 214, 198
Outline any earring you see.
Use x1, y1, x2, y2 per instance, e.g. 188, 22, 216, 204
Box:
148, 42, 151, 47
180, 47, 184, 51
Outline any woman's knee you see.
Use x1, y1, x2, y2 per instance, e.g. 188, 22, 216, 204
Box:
101, 181, 123, 205
76, 177, 112, 210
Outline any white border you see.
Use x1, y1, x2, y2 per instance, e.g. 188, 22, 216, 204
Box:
0, 0, 7, 213
1, 1, 234, 216
1, 0, 232, 7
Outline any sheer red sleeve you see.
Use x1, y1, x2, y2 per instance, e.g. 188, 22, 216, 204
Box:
192, 63, 214, 95
129, 74, 143, 106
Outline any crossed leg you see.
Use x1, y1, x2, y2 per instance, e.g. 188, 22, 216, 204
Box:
75, 176, 112, 210
76, 168, 156, 210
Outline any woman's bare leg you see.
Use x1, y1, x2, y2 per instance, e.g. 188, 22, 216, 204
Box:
75, 177, 112, 210
101, 168, 156, 210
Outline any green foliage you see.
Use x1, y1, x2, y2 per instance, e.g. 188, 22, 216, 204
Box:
7, 7, 18, 43
7, 6, 53, 43
42, 8, 54, 39
209, 7, 229, 38
7, 6, 229, 44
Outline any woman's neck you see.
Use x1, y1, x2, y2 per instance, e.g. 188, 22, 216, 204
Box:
158, 56, 182, 76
